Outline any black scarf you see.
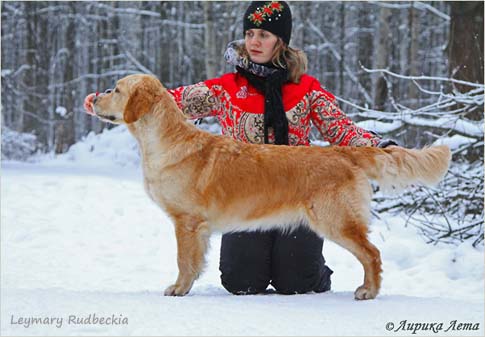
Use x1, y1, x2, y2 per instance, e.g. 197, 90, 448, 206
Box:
236, 66, 289, 145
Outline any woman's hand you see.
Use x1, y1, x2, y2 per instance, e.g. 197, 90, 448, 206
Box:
83, 93, 97, 116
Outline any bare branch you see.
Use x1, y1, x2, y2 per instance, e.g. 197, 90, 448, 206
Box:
359, 63, 485, 89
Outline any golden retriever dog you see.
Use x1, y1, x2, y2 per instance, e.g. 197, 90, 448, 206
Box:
87, 74, 451, 300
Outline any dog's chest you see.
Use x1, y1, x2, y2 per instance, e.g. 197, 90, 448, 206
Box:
142, 168, 188, 209
143, 176, 158, 203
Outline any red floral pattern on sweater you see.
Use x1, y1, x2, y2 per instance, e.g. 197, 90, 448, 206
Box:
168, 73, 380, 147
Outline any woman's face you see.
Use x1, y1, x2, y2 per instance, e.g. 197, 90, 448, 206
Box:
244, 29, 278, 64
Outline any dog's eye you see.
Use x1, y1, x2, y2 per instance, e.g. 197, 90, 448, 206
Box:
104, 89, 113, 94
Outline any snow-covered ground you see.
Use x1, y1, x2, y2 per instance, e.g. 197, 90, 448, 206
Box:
1, 126, 484, 336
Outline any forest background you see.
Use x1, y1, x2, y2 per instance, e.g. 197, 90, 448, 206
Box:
1, 1, 484, 246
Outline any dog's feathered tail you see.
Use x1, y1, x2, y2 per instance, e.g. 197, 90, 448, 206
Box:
353, 145, 451, 192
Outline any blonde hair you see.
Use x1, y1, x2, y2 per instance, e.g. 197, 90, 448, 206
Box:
237, 38, 308, 83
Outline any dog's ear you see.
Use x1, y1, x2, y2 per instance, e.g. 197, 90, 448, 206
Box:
124, 86, 153, 124
123, 76, 165, 124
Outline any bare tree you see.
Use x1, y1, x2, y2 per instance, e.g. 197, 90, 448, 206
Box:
448, 1, 484, 121
204, 2, 217, 79
373, 6, 391, 111
407, 3, 420, 108
54, 2, 77, 154
1, 1, 482, 246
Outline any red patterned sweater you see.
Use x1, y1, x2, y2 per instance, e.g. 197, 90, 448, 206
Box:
168, 73, 381, 147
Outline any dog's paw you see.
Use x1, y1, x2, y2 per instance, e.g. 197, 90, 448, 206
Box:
354, 285, 378, 300
164, 284, 190, 296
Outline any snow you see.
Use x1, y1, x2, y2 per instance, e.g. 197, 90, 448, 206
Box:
401, 114, 484, 138
356, 120, 402, 134
1, 126, 484, 336
1, 126, 40, 161
432, 133, 479, 150
55, 106, 67, 117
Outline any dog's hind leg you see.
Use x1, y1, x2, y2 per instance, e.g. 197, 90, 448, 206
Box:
332, 222, 382, 300
306, 206, 382, 300
164, 215, 210, 296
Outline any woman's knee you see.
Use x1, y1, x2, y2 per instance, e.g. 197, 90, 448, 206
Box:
271, 264, 333, 294
219, 231, 273, 295
271, 226, 333, 294
220, 272, 270, 295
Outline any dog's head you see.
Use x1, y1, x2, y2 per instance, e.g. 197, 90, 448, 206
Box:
92, 74, 165, 124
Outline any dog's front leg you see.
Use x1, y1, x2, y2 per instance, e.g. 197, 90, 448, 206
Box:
164, 217, 210, 296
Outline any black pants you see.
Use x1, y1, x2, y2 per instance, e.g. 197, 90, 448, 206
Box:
219, 225, 333, 295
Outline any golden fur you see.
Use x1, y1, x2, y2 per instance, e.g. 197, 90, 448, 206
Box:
92, 74, 452, 300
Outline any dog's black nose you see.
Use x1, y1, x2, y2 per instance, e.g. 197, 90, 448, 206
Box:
93, 96, 98, 104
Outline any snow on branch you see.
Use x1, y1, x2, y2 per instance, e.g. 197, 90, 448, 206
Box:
359, 63, 484, 88
355, 68, 485, 247
340, 65, 484, 140
368, 1, 450, 21
401, 114, 483, 138
92, 3, 205, 29
375, 161, 484, 247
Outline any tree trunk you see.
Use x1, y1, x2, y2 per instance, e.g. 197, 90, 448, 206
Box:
373, 6, 391, 111
358, 4, 373, 99
24, 1, 39, 134
55, 2, 76, 154
338, 3, 345, 96
204, 2, 217, 79
448, 1, 484, 120
407, 3, 420, 108
448, 2, 484, 85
